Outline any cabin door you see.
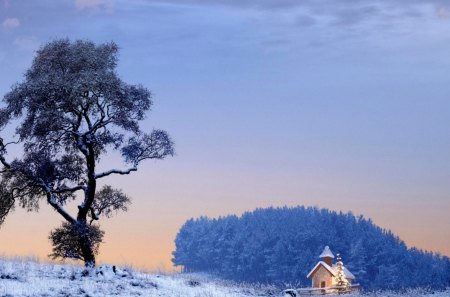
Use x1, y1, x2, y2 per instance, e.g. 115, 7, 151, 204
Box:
320, 281, 326, 288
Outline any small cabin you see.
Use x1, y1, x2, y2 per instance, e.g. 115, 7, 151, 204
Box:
306, 246, 355, 289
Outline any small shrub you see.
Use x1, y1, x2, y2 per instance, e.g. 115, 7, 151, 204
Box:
0, 273, 19, 281
188, 279, 201, 287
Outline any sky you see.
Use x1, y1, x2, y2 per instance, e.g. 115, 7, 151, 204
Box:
0, 0, 450, 270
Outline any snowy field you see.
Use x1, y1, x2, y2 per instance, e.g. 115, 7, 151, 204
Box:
0, 257, 449, 297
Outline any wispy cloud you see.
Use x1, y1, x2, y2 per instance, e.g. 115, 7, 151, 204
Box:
2, 18, 20, 30
75, 0, 100, 9
437, 7, 450, 19
138, 0, 444, 28
13, 36, 39, 51
143, 0, 450, 11
75, 0, 114, 13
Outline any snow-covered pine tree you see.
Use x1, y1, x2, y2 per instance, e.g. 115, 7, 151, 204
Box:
172, 206, 450, 290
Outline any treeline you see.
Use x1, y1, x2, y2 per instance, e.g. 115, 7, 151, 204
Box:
172, 206, 450, 290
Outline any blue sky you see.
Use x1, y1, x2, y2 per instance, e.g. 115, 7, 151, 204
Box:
1, 0, 450, 268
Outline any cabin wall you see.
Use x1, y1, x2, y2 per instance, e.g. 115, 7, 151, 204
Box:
312, 266, 333, 288
331, 276, 338, 287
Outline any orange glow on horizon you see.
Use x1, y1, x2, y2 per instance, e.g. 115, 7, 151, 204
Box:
0, 158, 449, 269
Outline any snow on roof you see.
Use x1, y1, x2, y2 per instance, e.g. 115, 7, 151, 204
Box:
307, 261, 336, 279
306, 261, 356, 280
319, 246, 335, 259
333, 264, 356, 280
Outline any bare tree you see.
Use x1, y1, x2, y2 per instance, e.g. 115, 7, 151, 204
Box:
0, 39, 174, 267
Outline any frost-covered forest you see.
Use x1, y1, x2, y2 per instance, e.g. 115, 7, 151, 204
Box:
172, 206, 450, 290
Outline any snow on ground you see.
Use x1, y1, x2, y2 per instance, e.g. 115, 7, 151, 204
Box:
0, 257, 259, 297
0, 257, 449, 297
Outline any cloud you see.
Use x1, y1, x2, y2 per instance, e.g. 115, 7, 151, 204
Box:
296, 15, 317, 27
147, 0, 450, 11
133, 0, 307, 10
437, 7, 450, 19
13, 36, 39, 51
75, 0, 100, 9
2, 18, 20, 30
75, 0, 114, 13
138, 0, 442, 28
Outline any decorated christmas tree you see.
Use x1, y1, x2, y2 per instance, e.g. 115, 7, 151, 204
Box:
335, 253, 349, 292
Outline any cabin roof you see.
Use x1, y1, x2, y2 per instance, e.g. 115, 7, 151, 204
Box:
336, 265, 355, 280
307, 261, 335, 279
306, 261, 355, 280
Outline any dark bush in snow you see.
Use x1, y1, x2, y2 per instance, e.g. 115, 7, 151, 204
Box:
49, 222, 104, 262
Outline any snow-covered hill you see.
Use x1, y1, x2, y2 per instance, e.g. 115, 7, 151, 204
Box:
0, 257, 449, 297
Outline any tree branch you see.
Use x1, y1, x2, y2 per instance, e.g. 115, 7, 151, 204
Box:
39, 179, 76, 224
95, 167, 137, 179
0, 138, 11, 169
52, 185, 86, 194
89, 207, 99, 225
0, 155, 11, 169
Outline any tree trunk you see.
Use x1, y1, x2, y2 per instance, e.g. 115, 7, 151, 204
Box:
78, 223, 96, 267
81, 245, 96, 268
78, 142, 97, 268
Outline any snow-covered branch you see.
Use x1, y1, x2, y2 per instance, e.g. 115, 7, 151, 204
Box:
95, 167, 137, 179
0, 155, 10, 170
39, 179, 76, 224
87, 185, 130, 224
121, 130, 174, 165
52, 185, 86, 194
0, 137, 11, 169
